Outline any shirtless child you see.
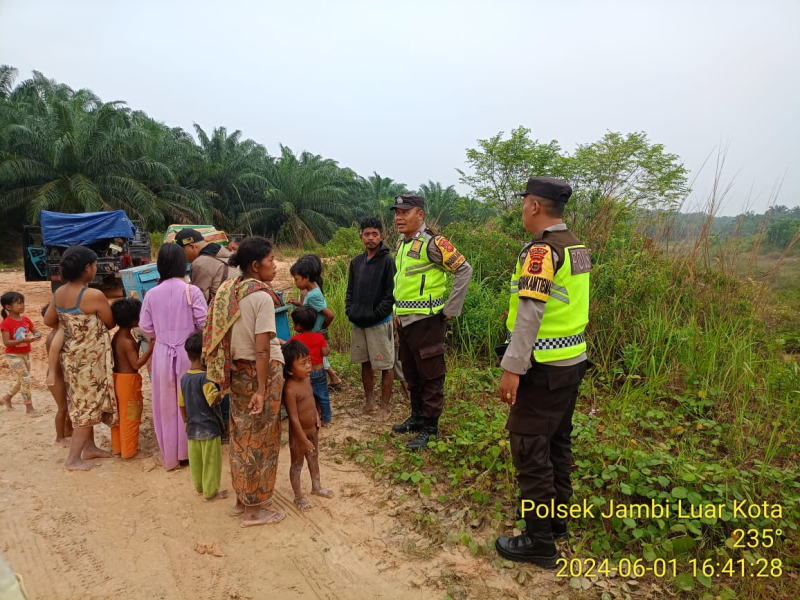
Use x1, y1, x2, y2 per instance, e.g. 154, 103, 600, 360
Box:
110, 298, 154, 459
282, 340, 334, 510
42, 305, 73, 446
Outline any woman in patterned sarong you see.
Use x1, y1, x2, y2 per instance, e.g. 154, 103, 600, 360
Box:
43, 246, 118, 471
204, 237, 286, 527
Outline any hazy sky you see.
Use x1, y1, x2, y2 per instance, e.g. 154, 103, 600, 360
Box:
2, 0, 798, 215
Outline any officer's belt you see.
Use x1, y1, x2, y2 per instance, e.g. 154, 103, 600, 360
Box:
505, 331, 585, 350
396, 298, 445, 310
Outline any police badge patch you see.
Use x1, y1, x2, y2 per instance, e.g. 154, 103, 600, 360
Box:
407, 239, 423, 259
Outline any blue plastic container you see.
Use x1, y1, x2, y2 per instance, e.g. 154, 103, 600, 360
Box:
120, 263, 160, 301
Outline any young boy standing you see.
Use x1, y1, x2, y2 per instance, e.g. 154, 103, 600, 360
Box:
179, 331, 227, 501
110, 298, 154, 459
290, 306, 332, 426
289, 257, 343, 388
282, 340, 334, 510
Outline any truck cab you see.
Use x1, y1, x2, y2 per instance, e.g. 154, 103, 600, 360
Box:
23, 211, 151, 294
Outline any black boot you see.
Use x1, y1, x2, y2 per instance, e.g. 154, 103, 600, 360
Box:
495, 515, 558, 568
406, 417, 438, 451
391, 408, 423, 434
551, 517, 568, 540
515, 504, 569, 540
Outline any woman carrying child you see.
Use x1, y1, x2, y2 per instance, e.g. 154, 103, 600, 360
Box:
43, 246, 118, 471
139, 243, 208, 471
1, 291, 39, 413
203, 236, 286, 527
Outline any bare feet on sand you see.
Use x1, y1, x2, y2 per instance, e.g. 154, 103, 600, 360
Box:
3, 395, 13, 410
82, 447, 114, 460
364, 401, 377, 414
228, 500, 245, 516
294, 496, 313, 510
25, 405, 37, 415
55, 437, 71, 448
204, 490, 229, 502
311, 487, 334, 499
241, 506, 285, 527
65, 458, 99, 471
377, 406, 392, 420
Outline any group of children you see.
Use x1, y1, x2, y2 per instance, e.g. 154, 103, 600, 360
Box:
1, 251, 340, 513
177, 253, 340, 508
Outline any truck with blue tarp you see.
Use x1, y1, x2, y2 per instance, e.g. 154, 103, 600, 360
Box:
23, 210, 151, 293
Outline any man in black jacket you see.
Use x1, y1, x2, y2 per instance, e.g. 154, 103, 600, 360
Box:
346, 217, 397, 419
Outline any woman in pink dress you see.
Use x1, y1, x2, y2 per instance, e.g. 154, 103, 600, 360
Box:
139, 243, 207, 470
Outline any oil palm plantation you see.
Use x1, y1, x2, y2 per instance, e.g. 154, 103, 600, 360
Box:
186, 125, 271, 230
239, 146, 353, 244
417, 180, 459, 230
0, 77, 204, 228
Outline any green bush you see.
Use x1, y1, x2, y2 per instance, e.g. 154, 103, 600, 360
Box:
442, 221, 519, 290
323, 227, 362, 258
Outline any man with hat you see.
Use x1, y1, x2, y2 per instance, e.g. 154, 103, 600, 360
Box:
175, 228, 240, 304
494, 177, 591, 567
390, 194, 473, 450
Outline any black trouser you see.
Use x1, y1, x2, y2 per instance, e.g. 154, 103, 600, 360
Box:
507, 361, 588, 504
397, 314, 446, 419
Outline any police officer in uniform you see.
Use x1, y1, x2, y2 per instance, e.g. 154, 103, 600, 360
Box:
494, 178, 591, 567
390, 195, 473, 450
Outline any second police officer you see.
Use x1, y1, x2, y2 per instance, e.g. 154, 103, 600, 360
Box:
494, 177, 591, 567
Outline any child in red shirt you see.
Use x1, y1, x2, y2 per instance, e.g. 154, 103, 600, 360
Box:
290, 306, 332, 425
1, 291, 40, 413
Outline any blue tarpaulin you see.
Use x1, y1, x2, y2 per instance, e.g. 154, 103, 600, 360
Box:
40, 210, 136, 247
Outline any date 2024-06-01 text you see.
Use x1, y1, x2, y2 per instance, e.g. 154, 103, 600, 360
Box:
556, 557, 784, 580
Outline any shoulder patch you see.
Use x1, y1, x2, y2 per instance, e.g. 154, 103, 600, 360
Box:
434, 236, 466, 271
518, 244, 554, 301
394, 239, 402, 254
569, 247, 592, 275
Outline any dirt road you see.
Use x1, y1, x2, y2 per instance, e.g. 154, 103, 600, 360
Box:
0, 268, 442, 599
0, 267, 568, 600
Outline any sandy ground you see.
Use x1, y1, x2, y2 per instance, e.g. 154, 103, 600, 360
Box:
0, 266, 570, 600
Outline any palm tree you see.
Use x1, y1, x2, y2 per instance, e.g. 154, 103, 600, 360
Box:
355, 172, 409, 216
187, 124, 271, 229
238, 145, 353, 245
0, 83, 202, 228
417, 180, 459, 230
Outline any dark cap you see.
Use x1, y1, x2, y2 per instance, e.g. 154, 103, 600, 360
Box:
515, 177, 572, 203
390, 194, 425, 211
174, 228, 205, 246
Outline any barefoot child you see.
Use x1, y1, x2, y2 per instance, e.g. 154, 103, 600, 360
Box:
1, 291, 39, 413
282, 339, 334, 510
42, 305, 72, 445
289, 256, 343, 389
290, 306, 332, 426
179, 331, 227, 501
110, 298, 154, 459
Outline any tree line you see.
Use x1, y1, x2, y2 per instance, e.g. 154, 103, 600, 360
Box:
2, 65, 705, 247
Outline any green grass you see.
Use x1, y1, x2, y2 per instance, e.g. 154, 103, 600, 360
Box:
318, 222, 800, 599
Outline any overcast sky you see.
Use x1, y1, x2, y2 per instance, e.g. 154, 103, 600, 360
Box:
1, 0, 798, 215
